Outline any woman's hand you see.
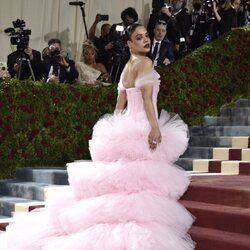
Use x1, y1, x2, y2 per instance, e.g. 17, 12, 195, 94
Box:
148, 126, 161, 150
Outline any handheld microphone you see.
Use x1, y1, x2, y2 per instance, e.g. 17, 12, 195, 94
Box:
69, 1, 84, 6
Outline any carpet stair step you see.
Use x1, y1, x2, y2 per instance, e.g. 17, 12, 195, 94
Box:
189, 136, 232, 147
220, 107, 250, 116
190, 226, 250, 250
191, 126, 250, 136
213, 148, 250, 160
182, 200, 250, 235
235, 99, 250, 107
182, 147, 213, 158
182, 175, 250, 208
203, 116, 250, 126
15, 167, 68, 185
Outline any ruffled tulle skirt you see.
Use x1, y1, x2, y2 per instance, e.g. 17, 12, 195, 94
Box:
89, 109, 189, 163
0, 109, 195, 249
1, 160, 194, 250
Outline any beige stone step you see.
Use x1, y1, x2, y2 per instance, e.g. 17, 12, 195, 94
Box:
14, 201, 45, 213
213, 148, 244, 160
242, 149, 250, 161
193, 159, 222, 172
221, 161, 241, 174
221, 161, 250, 174
232, 137, 250, 149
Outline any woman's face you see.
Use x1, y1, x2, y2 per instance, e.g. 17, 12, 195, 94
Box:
128, 26, 151, 55
83, 48, 96, 64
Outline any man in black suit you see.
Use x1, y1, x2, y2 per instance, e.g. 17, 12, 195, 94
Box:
42, 38, 78, 84
7, 46, 43, 80
149, 20, 175, 67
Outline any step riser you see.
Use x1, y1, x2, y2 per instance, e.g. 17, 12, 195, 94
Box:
0, 183, 46, 201
220, 107, 250, 116
203, 116, 250, 126
0, 202, 14, 217
191, 233, 250, 250
182, 186, 250, 208
175, 158, 193, 171
182, 148, 213, 159
235, 99, 250, 107
191, 127, 250, 136
16, 168, 68, 185
187, 207, 250, 235
220, 107, 250, 117
193, 160, 250, 175
189, 136, 232, 147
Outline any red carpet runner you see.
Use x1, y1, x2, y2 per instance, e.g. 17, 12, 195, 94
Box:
181, 172, 250, 250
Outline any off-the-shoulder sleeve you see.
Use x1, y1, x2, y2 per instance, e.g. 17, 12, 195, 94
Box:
135, 68, 160, 88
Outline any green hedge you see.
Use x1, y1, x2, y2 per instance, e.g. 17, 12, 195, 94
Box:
157, 26, 250, 124
0, 26, 249, 179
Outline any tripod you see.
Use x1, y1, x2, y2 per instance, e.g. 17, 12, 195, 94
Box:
109, 48, 129, 83
16, 50, 36, 81
109, 54, 124, 83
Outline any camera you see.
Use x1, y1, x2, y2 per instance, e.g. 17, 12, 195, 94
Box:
48, 45, 61, 60
204, 0, 214, 9
4, 19, 31, 50
164, 3, 172, 12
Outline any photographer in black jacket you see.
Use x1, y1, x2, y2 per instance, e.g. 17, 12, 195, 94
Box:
42, 38, 78, 84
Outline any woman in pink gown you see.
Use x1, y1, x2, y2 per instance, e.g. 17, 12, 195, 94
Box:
1, 24, 194, 249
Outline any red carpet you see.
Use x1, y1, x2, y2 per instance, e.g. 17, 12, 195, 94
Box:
181, 174, 250, 249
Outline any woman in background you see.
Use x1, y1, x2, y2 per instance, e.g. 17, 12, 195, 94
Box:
213, 0, 241, 35
76, 40, 112, 85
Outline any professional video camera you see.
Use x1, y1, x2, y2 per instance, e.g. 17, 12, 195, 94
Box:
108, 25, 129, 82
108, 25, 126, 54
4, 19, 31, 50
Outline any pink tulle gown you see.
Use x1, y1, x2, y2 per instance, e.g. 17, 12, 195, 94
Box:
1, 69, 195, 249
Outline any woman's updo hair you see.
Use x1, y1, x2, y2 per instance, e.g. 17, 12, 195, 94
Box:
82, 40, 98, 54
124, 23, 143, 43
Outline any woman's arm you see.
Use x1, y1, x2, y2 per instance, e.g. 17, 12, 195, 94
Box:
213, 1, 222, 22
141, 85, 161, 150
98, 63, 112, 83
115, 90, 127, 114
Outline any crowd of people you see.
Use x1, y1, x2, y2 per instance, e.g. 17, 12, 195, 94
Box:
1, 0, 249, 83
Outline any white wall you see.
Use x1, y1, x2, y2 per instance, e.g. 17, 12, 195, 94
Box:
0, 0, 152, 62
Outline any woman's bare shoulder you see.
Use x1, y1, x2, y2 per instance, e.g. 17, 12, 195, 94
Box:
131, 57, 152, 74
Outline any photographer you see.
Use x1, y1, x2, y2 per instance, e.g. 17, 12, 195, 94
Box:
109, 7, 139, 38
5, 19, 43, 80
7, 47, 43, 80
108, 7, 139, 82
213, 0, 241, 35
89, 14, 113, 69
186, 0, 207, 50
42, 38, 78, 84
